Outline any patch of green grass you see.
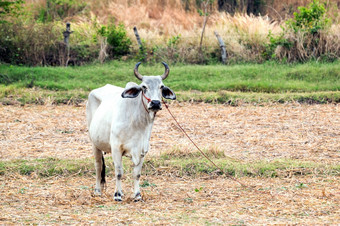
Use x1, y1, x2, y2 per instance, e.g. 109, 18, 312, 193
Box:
176, 90, 340, 104
160, 146, 226, 160
1, 158, 94, 177
0, 156, 338, 178
295, 183, 308, 189
0, 161, 5, 175
18, 163, 36, 175
0, 60, 339, 104
140, 180, 156, 188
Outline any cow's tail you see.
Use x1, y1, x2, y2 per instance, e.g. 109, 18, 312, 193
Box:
101, 155, 106, 184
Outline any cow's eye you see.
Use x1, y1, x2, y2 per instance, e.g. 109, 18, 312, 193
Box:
142, 85, 147, 91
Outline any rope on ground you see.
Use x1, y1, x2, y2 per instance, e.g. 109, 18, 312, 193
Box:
162, 99, 247, 188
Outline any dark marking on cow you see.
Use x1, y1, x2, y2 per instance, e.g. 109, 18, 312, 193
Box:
134, 192, 142, 202
114, 192, 122, 201
120, 144, 127, 156
101, 155, 106, 184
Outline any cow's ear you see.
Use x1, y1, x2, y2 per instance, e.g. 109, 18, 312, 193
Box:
121, 86, 142, 98
162, 86, 176, 100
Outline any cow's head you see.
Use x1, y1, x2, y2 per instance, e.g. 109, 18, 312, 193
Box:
121, 62, 176, 112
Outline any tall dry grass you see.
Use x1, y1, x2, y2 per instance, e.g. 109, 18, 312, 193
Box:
84, 0, 340, 26
77, 0, 340, 63
119, 13, 285, 63
275, 24, 340, 62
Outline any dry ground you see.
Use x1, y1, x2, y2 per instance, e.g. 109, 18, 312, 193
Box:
1, 174, 339, 224
1, 102, 339, 162
0, 102, 339, 224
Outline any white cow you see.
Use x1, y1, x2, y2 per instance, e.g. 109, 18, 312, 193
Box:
86, 62, 176, 201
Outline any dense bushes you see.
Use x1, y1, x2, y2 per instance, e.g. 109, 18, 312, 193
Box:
263, 0, 339, 62
0, 0, 131, 66
0, 21, 62, 65
97, 21, 132, 62
0, 21, 99, 66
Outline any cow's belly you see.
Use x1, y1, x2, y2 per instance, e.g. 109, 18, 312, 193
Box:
89, 104, 114, 153
89, 125, 112, 153
94, 141, 111, 153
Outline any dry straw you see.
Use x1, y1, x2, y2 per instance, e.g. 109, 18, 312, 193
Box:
1, 102, 339, 223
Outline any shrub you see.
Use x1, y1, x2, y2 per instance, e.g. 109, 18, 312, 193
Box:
0, 21, 61, 65
0, 19, 99, 66
136, 39, 147, 62
286, 0, 331, 35
263, 30, 292, 60
98, 21, 132, 58
265, 0, 335, 62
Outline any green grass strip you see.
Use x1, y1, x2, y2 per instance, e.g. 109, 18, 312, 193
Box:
0, 61, 339, 91
1, 60, 339, 104
176, 90, 340, 104
0, 157, 338, 178
1, 87, 339, 105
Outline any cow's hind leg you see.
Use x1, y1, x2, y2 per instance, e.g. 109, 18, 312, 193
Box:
132, 155, 144, 202
112, 151, 124, 201
93, 146, 106, 195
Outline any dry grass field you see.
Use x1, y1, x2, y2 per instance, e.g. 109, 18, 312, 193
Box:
0, 102, 339, 224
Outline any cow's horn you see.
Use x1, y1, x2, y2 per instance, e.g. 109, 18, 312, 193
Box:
134, 62, 143, 80
161, 62, 170, 80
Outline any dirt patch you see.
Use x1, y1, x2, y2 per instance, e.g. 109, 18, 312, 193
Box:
0, 102, 339, 162
0, 103, 339, 224
0, 173, 339, 224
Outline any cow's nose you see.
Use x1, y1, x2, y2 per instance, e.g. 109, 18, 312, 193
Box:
150, 100, 161, 110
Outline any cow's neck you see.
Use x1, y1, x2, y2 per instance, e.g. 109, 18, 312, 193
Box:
140, 94, 157, 122
121, 95, 155, 128
140, 99, 156, 123
125, 97, 154, 127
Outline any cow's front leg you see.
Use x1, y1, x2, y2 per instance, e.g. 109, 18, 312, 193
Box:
132, 154, 144, 202
112, 151, 124, 201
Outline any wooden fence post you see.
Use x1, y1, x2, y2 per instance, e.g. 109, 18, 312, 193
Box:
214, 31, 227, 64
133, 26, 146, 61
63, 22, 73, 66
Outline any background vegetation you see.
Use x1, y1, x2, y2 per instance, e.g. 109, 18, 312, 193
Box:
0, 0, 339, 104
0, 0, 340, 66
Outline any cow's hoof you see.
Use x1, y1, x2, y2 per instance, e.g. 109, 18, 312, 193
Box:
114, 197, 122, 202
114, 192, 122, 201
94, 188, 102, 196
134, 192, 142, 202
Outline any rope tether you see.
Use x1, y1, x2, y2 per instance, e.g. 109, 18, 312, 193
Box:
162, 99, 247, 187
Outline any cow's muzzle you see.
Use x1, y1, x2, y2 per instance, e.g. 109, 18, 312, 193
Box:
149, 100, 162, 111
